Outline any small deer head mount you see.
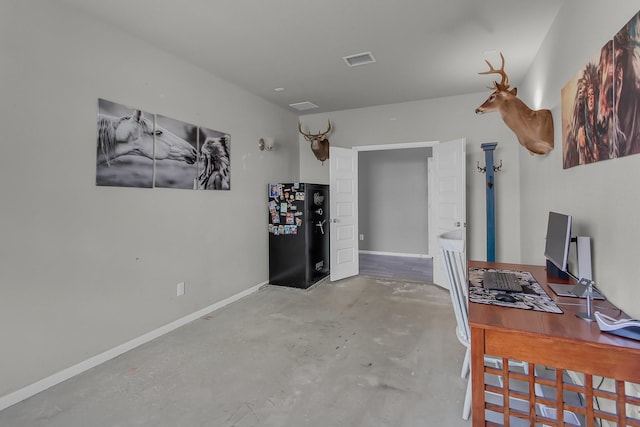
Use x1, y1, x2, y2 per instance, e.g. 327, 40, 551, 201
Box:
475, 53, 554, 155
298, 120, 331, 164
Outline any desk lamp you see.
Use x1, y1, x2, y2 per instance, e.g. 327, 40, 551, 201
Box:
572, 278, 595, 321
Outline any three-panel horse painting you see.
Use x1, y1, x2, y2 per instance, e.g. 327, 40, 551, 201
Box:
96, 98, 230, 190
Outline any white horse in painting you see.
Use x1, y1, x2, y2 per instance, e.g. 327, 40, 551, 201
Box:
97, 110, 197, 166
196, 135, 230, 190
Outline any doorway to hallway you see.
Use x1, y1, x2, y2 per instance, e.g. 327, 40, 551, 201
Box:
359, 252, 433, 283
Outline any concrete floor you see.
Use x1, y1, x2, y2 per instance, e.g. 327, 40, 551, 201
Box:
0, 275, 470, 427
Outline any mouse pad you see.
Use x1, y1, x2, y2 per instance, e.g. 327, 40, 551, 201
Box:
468, 267, 563, 314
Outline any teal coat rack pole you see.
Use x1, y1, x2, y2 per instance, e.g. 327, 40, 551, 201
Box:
481, 142, 498, 262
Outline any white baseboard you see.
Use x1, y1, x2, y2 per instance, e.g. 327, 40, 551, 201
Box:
359, 250, 432, 259
0, 281, 266, 412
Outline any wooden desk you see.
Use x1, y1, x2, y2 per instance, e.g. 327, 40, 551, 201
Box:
468, 260, 640, 426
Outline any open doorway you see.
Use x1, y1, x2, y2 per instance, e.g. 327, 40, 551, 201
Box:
355, 142, 437, 283
328, 139, 465, 286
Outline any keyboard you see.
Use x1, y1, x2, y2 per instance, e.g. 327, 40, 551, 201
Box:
482, 271, 523, 292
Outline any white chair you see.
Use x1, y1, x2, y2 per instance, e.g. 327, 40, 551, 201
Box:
438, 229, 473, 419
438, 229, 543, 420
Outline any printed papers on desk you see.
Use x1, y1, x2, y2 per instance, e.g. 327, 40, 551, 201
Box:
595, 312, 640, 341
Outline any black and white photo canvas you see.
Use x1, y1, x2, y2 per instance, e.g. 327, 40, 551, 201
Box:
96, 98, 226, 191
153, 115, 198, 189
96, 98, 155, 188
196, 126, 231, 190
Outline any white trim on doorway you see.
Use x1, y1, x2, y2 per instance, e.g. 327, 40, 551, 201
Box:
353, 141, 439, 152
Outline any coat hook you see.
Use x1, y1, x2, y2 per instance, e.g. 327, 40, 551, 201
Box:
477, 159, 503, 173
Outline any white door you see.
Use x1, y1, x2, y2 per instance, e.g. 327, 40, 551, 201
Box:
430, 138, 466, 288
329, 147, 359, 281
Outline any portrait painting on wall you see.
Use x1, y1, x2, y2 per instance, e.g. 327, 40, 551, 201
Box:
154, 115, 198, 189
96, 98, 154, 188
196, 126, 231, 190
561, 43, 614, 168
613, 11, 640, 158
562, 10, 640, 168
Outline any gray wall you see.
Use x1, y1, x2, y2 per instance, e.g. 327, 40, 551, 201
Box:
518, 1, 640, 318
358, 148, 431, 253
299, 95, 522, 266
3, 0, 640, 406
0, 1, 299, 398
300, 2, 640, 321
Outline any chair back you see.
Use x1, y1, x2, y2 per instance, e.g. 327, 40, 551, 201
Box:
438, 229, 470, 347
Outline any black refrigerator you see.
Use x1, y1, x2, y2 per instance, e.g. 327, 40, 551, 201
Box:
267, 183, 329, 289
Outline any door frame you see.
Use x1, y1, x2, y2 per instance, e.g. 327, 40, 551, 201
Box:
331, 140, 464, 281
352, 140, 440, 263
354, 141, 439, 153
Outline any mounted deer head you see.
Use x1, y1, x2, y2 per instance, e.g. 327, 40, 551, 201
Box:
298, 120, 331, 164
475, 53, 554, 155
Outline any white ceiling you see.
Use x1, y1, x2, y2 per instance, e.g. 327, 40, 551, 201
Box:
60, 0, 562, 114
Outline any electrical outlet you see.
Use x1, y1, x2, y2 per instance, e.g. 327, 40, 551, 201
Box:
177, 282, 185, 296
359, 234, 364, 241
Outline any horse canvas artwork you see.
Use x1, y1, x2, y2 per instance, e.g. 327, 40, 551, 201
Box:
96, 99, 157, 187
196, 127, 230, 190
154, 114, 198, 189
95, 98, 230, 190
561, 9, 640, 168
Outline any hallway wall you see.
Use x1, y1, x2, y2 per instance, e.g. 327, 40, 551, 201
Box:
358, 148, 431, 254
299, 94, 522, 265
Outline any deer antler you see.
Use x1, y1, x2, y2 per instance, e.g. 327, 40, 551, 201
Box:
319, 120, 332, 138
298, 120, 332, 140
478, 52, 509, 91
297, 121, 308, 138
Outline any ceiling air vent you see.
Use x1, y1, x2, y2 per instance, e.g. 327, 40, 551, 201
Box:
289, 101, 319, 111
343, 51, 376, 67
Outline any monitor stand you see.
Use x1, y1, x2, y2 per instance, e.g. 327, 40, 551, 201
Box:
547, 282, 605, 300
546, 259, 570, 280
575, 236, 593, 280
572, 279, 595, 321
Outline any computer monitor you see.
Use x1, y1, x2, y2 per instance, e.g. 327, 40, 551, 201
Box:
544, 211, 573, 278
